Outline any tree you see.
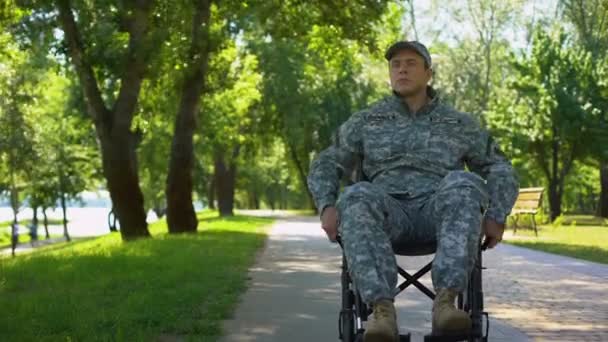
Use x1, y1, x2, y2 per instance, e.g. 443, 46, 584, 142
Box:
0, 33, 35, 225
560, 0, 608, 217
201, 45, 262, 216
236, 139, 304, 210
136, 93, 172, 219
164, 0, 394, 222
165, 0, 212, 232
431, 0, 525, 120
54, 0, 154, 240
26, 72, 100, 242
489, 27, 599, 221
250, 5, 399, 210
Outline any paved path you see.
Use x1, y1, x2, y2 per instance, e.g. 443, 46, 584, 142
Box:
221, 216, 605, 342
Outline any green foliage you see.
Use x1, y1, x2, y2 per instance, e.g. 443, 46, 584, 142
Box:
0, 16, 100, 214
201, 42, 262, 150
136, 73, 175, 215
8, 0, 603, 218
562, 163, 601, 213
487, 26, 605, 218
246, 4, 399, 207
0, 32, 36, 215
432, 0, 526, 119
24, 69, 101, 213
236, 139, 305, 209
239, 0, 391, 46
433, 39, 512, 116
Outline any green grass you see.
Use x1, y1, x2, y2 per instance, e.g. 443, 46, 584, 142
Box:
504, 215, 608, 264
0, 210, 274, 341
0, 231, 63, 248
0, 218, 65, 228
0, 219, 65, 247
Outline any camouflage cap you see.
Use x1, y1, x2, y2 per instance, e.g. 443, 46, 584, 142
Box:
385, 41, 432, 68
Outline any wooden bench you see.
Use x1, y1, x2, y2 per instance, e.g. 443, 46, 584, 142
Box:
511, 187, 544, 236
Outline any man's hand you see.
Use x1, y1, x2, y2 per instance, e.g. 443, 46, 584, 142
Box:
482, 218, 505, 249
320, 206, 339, 242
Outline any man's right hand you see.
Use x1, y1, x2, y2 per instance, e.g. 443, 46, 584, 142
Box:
320, 206, 339, 242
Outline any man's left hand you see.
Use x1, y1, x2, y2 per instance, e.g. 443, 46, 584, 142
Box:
482, 218, 505, 249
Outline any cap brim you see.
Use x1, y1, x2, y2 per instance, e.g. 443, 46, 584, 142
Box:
385, 42, 423, 61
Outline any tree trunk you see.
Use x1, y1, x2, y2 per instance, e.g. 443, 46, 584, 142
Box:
599, 160, 608, 218
253, 191, 260, 209
60, 190, 71, 242
56, 0, 152, 241
285, 139, 316, 211
9, 167, 18, 224
547, 128, 562, 222
207, 178, 216, 210
214, 148, 238, 217
166, 0, 212, 233
406, 0, 419, 40
548, 179, 562, 222
100, 136, 149, 240
31, 205, 39, 242
247, 192, 259, 209
267, 189, 276, 210
42, 207, 50, 239
32, 205, 38, 226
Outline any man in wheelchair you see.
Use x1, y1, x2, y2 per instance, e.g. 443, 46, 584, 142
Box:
307, 41, 518, 342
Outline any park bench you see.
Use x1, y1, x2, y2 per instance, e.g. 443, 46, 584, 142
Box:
511, 187, 544, 236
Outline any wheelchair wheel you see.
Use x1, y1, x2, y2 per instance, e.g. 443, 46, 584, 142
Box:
340, 252, 370, 341
340, 255, 356, 341
458, 247, 488, 342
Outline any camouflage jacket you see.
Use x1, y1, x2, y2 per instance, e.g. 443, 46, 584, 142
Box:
307, 91, 519, 224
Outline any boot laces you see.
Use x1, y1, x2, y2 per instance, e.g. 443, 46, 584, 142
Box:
374, 303, 392, 320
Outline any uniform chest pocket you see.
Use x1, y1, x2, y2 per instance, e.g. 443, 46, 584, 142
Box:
428, 117, 468, 159
391, 120, 430, 152
363, 122, 394, 161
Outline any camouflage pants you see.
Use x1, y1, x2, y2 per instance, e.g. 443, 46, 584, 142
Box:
336, 171, 489, 305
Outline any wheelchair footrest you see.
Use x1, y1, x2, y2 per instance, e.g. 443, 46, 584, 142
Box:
423, 333, 470, 342
399, 333, 411, 342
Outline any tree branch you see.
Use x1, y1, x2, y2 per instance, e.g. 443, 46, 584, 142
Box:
533, 140, 551, 180
560, 142, 578, 182
55, 0, 110, 127
112, 0, 155, 129
169, 0, 211, 160
406, 0, 419, 41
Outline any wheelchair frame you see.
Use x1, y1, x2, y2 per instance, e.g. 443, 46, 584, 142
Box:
337, 239, 489, 342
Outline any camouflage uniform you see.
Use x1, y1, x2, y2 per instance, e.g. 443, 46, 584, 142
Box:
307, 88, 519, 304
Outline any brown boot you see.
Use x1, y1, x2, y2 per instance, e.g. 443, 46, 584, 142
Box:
432, 289, 472, 335
364, 299, 399, 342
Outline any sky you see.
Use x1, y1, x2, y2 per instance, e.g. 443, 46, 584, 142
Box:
405, 0, 560, 51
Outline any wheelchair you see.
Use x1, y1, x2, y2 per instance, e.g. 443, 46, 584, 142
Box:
337, 237, 489, 342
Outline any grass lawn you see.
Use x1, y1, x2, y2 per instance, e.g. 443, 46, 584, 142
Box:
504, 215, 608, 264
0, 211, 274, 341
0, 218, 65, 228
0, 227, 62, 248
0, 219, 65, 247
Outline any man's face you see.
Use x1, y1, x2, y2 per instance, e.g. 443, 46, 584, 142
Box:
388, 49, 432, 97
